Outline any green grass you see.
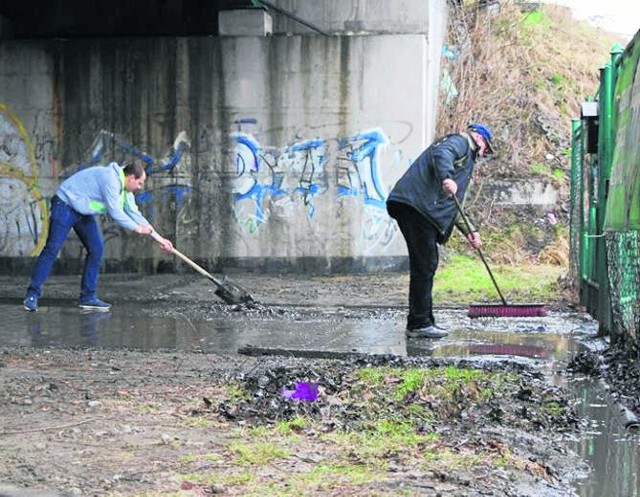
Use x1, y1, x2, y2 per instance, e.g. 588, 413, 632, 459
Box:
277, 416, 306, 434
435, 253, 563, 304
356, 366, 517, 423
542, 400, 564, 419
529, 162, 550, 176
527, 162, 567, 183
522, 9, 551, 30
178, 470, 255, 486
225, 383, 249, 400
173, 364, 566, 496
239, 464, 387, 497
325, 424, 438, 463
550, 73, 565, 86
228, 441, 292, 465
183, 417, 213, 428
298, 464, 379, 485
552, 168, 566, 181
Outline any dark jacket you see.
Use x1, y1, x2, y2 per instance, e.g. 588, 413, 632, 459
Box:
387, 132, 479, 243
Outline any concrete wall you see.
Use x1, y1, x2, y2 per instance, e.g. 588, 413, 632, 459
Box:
271, 0, 438, 35
0, 0, 448, 274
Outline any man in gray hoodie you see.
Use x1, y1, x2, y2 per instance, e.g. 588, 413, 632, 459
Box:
386, 123, 494, 338
23, 161, 174, 312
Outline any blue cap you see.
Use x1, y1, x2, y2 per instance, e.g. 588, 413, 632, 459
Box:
468, 123, 495, 154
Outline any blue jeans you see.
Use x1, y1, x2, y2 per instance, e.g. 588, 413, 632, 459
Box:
387, 201, 440, 330
26, 196, 104, 301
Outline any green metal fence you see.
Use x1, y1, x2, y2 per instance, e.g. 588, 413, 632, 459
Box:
571, 34, 639, 344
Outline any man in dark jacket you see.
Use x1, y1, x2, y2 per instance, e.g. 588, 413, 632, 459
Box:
387, 123, 494, 338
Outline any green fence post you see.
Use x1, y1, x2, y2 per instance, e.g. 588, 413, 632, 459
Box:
570, 118, 582, 286
594, 62, 611, 333
602, 44, 624, 340
595, 44, 624, 336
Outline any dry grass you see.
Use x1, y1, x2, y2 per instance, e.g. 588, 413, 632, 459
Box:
437, 1, 625, 273
438, 1, 624, 178
539, 234, 570, 265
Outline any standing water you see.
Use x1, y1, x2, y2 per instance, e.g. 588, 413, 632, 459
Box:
1, 302, 639, 495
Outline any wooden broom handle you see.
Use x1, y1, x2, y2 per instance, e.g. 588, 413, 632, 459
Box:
149, 230, 222, 286
451, 195, 508, 306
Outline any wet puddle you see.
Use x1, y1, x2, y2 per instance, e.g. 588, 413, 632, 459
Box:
1, 302, 639, 495
559, 374, 640, 497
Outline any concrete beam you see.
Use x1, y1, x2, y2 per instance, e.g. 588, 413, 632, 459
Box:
218, 9, 273, 37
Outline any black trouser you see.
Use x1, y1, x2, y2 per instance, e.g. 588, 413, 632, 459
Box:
387, 201, 440, 330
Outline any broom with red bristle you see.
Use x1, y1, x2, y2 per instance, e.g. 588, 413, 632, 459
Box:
452, 195, 547, 318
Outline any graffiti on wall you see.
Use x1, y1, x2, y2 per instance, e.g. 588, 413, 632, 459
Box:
232, 127, 398, 250
1, 107, 401, 257
0, 115, 193, 256
76, 129, 192, 218
233, 133, 326, 230
0, 103, 49, 256
72, 129, 194, 245
84, 130, 191, 177
337, 129, 398, 251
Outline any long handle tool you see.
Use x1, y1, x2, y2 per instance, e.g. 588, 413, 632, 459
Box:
172, 248, 254, 305
151, 231, 253, 304
452, 195, 547, 318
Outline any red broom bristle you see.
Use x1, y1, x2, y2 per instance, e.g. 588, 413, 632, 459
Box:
467, 304, 547, 318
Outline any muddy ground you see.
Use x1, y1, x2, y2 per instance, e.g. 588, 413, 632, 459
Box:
0, 272, 601, 496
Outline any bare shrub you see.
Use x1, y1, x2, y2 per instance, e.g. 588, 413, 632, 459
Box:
438, 2, 621, 176
539, 234, 570, 265
438, 1, 624, 262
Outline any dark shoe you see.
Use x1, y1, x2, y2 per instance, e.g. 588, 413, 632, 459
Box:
23, 294, 38, 312
405, 326, 448, 339
79, 297, 111, 311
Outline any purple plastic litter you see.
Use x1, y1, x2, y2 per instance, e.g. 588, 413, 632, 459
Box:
281, 382, 319, 401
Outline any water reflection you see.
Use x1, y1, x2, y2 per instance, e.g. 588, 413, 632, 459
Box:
13, 306, 407, 354
26, 309, 113, 348
406, 331, 573, 364
10, 303, 634, 495
567, 377, 640, 497
79, 311, 112, 346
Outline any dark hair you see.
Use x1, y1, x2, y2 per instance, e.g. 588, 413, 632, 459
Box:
122, 161, 146, 178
